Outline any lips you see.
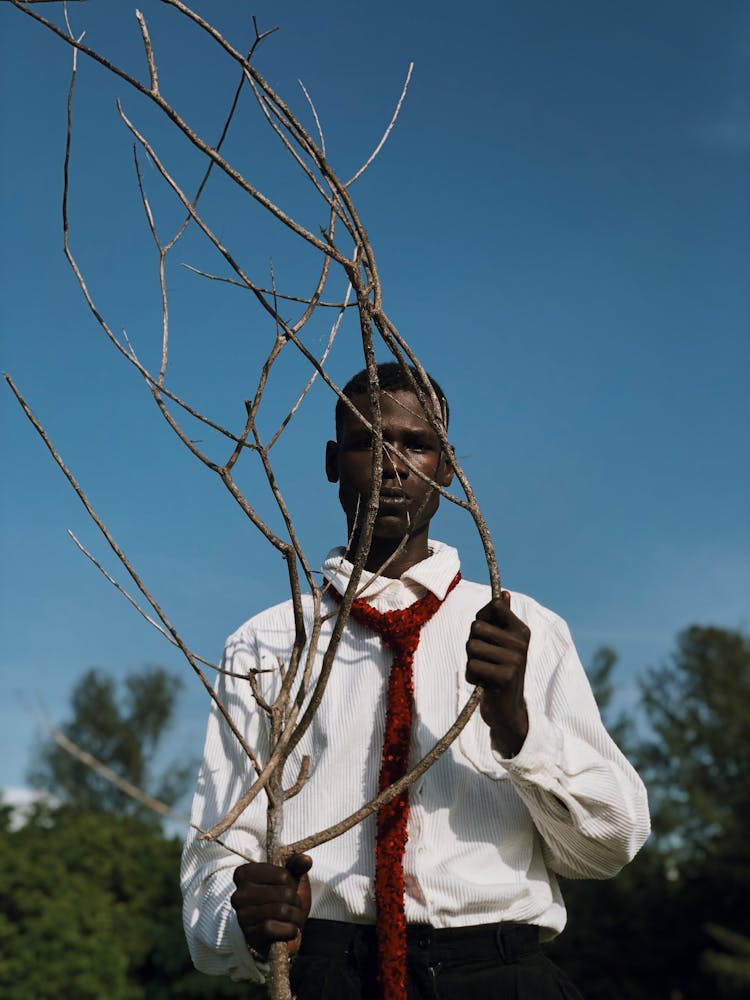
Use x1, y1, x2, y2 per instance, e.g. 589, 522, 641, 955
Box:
377, 489, 410, 508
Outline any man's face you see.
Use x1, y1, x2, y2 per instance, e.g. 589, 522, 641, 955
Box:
325, 389, 454, 542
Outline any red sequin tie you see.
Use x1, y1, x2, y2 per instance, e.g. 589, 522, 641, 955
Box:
333, 571, 461, 1000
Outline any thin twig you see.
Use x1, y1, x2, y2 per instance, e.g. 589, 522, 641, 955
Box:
298, 79, 325, 156
52, 727, 181, 818
9, 0, 348, 262
58, 44, 259, 448
346, 62, 414, 187
285, 690, 483, 856
180, 264, 352, 308
47, 726, 255, 863
135, 8, 159, 96
64, 530, 263, 678
4, 374, 263, 778
266, 282, 351, 450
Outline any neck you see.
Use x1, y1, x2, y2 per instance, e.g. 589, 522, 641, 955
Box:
349, 527, 430, 580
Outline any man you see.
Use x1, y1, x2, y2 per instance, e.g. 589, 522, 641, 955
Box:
182, 362, 650, 999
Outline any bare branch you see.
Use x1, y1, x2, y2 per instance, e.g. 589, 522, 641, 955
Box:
6, 17, 505, 1000
9, 0, 349, 261
283, 755, 310, 800
51, 727, 182, 819
285, 690, 482, 856
65, 529, 232, 675
135, 8, 158, 96
57, 41, 261, 451
298, 79, 325, 156
266, 282, 350, 451
181, 263, 353, 308
4, 375, 263, 776
346, 62, 414, 187
46, 726, 255, 863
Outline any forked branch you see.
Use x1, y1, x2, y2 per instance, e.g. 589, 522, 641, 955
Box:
5, 8, 502, 999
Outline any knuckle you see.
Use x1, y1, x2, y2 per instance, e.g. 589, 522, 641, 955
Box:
233, 862, 252, 887
260, 919, 278, 939
278, 902, 298, 922
280, 885, 297, 904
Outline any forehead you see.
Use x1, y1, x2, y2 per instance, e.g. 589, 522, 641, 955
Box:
341, 389, 439, 434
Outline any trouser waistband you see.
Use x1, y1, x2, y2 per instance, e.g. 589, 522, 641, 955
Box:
299, 919, 540, 965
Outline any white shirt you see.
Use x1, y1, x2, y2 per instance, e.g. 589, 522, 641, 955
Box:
181, 542, 650, 982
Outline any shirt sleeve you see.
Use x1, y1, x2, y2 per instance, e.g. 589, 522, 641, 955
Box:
492, 614, 651, 879
180, 626, 271, 982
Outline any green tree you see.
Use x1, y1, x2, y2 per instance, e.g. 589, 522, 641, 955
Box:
638, 626, 750, 860
551, 627, 750, 1000
548, 646, 672, 999
585, 644, 632, 750
0, 803, 257, 1000
637, 626, 750, 999
28, 666, 194, 822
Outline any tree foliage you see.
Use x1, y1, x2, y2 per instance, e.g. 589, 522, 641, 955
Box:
584, 644, 632, 750
28, 666, 194, 822
550, 626, 750, 999
638, 626, 750, 859
10, 628, 750, 998
0, 804, 256, 1000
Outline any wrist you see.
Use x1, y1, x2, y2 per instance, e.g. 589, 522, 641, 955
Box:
488, 710, 528, 758
248, 943, 271, 965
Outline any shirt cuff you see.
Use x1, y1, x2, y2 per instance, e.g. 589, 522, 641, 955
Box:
490, 708, 563, 783
228, 910, 269, 983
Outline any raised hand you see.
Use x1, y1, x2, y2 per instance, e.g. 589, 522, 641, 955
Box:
466, 591, 530, 756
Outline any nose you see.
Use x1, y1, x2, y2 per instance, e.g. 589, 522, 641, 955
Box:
383, 444, 409, 480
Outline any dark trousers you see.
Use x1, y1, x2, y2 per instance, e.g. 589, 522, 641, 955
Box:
290, 919, 584, 1000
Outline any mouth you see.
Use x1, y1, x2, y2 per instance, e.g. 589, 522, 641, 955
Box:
376, 489, 410, 509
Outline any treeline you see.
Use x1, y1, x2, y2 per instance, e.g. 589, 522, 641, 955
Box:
1, 627, 748, 998
548, 626, 750, 998
0, 805, 256, 1000
0, 667, 258, 1000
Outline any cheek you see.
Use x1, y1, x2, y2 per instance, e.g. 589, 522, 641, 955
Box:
349, 455, 377, 484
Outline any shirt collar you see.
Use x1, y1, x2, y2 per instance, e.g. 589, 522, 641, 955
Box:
322, 540, 460, 603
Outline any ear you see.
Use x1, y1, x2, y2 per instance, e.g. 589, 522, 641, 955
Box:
437, 447, 455, 488
325, 440, 339, 483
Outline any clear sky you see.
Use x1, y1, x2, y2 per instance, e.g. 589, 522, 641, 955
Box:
1, 1, 748, 802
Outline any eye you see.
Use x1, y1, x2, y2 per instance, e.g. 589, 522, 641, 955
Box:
348, 433, 373, 450
405, 435, 433, 453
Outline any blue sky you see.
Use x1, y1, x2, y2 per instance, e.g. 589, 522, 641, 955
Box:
1, 1, 748, 803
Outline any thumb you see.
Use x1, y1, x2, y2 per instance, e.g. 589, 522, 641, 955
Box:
286, 853, 313, 920
285, 853, 313, 880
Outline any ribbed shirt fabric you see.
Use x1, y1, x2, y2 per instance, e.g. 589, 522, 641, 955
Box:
181, 542, 650, 983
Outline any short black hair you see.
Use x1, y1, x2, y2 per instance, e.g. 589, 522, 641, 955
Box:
335, 361, 449, 440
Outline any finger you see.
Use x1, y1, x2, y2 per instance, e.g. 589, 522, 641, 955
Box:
231, 893, 307, 938
488, 597, 519, 626
246, 916, 303, 946
261, 918, 303, 942
231, 880, 302, 914
468, 620, 529, 651
466, 661, 519, 689
285, 853, 313, 879
466, 638, 526, 666
240, 898, 307, 926
233, 862, 296, 889
475, 598, 518, 628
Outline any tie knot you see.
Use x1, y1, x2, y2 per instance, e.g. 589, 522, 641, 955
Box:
331, 571, 461, 654
349, 598, 439, 654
